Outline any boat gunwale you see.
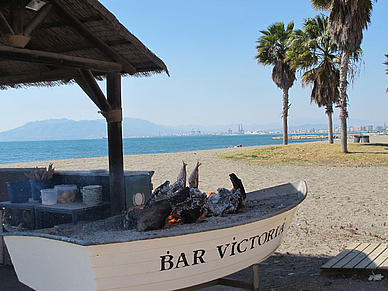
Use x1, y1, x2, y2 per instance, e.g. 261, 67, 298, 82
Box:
1, 181, 307, 246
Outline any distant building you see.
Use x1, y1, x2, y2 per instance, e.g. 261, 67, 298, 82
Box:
227, 128, 233, 134
238, 124, 244, 134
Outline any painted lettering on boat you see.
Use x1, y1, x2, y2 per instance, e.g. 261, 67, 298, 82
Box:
159, 222, 285, 271
160, 249, 206, 271
216, 222, 285, 259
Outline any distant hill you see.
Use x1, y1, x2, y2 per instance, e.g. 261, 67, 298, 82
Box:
0, 116, 383, 142
0, 119, 106, 141
0, 118, 185, 141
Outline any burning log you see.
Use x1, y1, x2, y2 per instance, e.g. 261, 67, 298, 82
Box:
174, 188, 207, 224
123, 163, 247, 232
123, 200, 172, 231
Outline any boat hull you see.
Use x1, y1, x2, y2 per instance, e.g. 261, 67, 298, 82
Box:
4, 181, 307, 291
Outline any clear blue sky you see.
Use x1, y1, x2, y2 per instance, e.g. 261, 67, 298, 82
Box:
0, 0, 387, 132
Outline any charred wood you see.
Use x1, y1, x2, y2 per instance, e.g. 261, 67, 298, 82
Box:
168, 187, 190, 206
229, 173, 246, 199
125, 165, 247, 231
144, 180, 170, 208
179, 207, 202, 224
229, 173, 247, 213
124, 200, 172, 231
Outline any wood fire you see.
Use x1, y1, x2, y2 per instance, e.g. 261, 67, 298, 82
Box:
123, 161, 246, 232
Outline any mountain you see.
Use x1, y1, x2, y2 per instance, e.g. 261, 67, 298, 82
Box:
0, 116, 384, 142
0, 119, 107, 141
122, 118, 185, 137
0, 118, 185, 141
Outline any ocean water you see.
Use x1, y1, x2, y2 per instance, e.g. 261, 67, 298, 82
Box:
0, 134, 319, 164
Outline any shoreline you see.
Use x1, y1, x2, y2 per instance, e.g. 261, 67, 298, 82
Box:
1, 133, 383, 165
1, 134, 387, 193
1, 135, 388, 290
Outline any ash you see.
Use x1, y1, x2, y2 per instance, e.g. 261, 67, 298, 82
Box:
33, 192, 301, 246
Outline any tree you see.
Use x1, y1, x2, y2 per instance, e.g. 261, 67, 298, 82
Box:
385, 54, 388, 93
289, 14, 340, 144
311, 0, 377, 153
255, 22, 296, 145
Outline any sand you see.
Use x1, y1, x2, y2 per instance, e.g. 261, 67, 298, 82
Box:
2, 134, 388, 290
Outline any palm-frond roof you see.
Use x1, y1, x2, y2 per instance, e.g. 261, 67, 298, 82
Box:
0, 0, 168, 89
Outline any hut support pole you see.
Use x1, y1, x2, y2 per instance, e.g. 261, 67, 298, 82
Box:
106, 72, 125, 215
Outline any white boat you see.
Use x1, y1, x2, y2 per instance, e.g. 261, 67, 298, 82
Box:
3, 181, 307, 291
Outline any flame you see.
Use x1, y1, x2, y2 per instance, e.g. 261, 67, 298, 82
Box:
167, 209, 181, 224
167, 215, 181, 223
197, 213, 206, 221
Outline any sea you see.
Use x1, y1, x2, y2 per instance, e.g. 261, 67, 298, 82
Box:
0, 134, 321, 164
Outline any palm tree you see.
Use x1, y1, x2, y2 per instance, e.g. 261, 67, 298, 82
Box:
385, 54, 388, 93
311, 0, 377, 153
255, 22, 296, 145
289, 14, 340, 144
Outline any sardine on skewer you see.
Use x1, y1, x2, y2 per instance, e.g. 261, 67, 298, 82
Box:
169, 161, 187, 193
177, 161, 187, 186
189, 161, 201, 188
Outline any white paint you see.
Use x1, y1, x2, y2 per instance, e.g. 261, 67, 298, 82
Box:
4, 181, 307, 291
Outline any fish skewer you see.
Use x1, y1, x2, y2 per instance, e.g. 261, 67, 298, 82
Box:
189, 161, 201, 188
176, 161, 187, 187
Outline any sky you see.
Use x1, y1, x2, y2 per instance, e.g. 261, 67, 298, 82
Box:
0, 0, 387, 133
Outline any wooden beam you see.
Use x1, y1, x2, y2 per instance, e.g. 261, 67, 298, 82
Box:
106, 72, 125, 215
0, 45, 123, 72
50, 0, 137, 75
76, 69, 111, 112
0, 69, 79, 86
51, 39, 132, 54
24, 3, 54, 37
10, 0, 24, 35
40, 15, 103, 29
0, 11, 15, 36
74, 76, 99, 108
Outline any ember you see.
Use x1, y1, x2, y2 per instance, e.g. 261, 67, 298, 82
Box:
167, 209, 181, 224
123, 162, 246, 231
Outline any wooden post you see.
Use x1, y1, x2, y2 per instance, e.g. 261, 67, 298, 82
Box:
106, 72, 125, 215
0, 207, 3, 265
252, 264, 259, 291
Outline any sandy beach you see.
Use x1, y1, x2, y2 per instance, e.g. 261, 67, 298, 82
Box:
1, 135, 388, 290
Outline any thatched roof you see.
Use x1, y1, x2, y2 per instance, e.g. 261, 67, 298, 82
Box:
0, 0, 168, 89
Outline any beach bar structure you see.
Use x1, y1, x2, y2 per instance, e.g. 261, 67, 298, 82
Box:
0, 0, 168, 215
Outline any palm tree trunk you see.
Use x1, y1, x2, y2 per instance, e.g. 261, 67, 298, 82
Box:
339, 50, 350, 153
327, 110, 334, 144
282, 88, 289, 145
326, 104, 334, 144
